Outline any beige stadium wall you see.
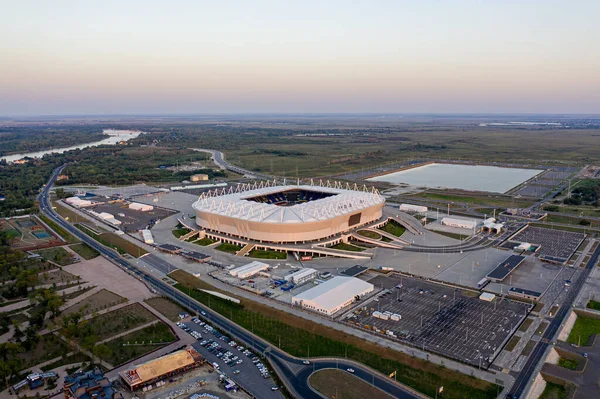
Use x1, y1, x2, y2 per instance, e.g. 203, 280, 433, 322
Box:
195, 202, 384, 243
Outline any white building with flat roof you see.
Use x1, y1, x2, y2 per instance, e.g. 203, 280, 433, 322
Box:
284, 268, 318, 285
129, 202, 154, 212
441, 217, 477, 230
229, 261, 269, 279
399, 204, 428, 213
292, 276, 374, 316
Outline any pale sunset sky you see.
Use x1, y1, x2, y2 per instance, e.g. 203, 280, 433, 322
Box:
1, 0, 599, 115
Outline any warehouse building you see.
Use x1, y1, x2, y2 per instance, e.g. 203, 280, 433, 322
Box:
399, 203, 428, 213
65, 197, 94, 207
190, 173, 209, 182
229, 261, 269, 279
119, 347, 203, 391
292, 276, 374, 316
284, 268, 318, 285
129, 202, 154, 212
441, 217, 477, 230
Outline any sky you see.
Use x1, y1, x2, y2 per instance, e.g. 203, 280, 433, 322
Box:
1, 0, 599, 115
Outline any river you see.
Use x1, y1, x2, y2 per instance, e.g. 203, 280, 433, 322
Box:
1, 129, 143, 163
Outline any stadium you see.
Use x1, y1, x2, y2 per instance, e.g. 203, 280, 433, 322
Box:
192, 181, 385, 243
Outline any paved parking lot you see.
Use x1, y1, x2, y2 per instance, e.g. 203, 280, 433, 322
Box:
90, 200, 176, 232
347, 274, 530, 368
180, 319, 283, 399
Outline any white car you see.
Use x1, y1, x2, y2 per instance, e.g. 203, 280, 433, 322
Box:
303, 360, 310, 365
346, 368, 355, 373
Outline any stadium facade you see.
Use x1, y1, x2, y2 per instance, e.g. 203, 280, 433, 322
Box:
192, 181, 385, 243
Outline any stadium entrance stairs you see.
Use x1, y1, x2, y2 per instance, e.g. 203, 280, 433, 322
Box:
391, 213, 426, 235
236, 243, 255, 257
351, 231, 405, 249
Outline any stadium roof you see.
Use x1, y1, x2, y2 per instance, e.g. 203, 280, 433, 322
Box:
192, 181, 384, 224
292, 276, 373, 311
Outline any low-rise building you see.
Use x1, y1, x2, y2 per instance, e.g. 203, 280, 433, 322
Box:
119, 347, 203, 391
441, 217, 477, 230
64, 368, 122, 399
190, 173, 209, 182
229, 261, 269, 279
284, 268, 318, 285
292, 276, 374, 316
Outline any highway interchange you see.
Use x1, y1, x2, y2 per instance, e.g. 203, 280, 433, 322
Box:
39, 165, 421, 399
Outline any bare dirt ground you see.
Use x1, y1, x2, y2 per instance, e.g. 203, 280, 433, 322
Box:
63, 256, 155, 302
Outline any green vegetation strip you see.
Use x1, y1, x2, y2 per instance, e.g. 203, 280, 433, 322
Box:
357, 230, 382, 240
378, 220, 406, 237
69, 243, 99, 260
100, 322, 176, 365
539, 381, 569, 399
557, 357, 578, 370
567, 315, 600, 346
248, 249, 287, 259
39, 214, 78, 243
586, 300, 600, 311
170, 272, 498, 399
192, 237, 216, 246
215, 242, 243, 254
331, 242, 365, 252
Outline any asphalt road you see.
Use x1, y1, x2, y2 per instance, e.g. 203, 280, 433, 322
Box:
39, 165, 420, 399
507, 242, 600, 398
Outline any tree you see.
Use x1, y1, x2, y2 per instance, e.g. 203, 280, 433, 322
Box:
0, 342, 24, 389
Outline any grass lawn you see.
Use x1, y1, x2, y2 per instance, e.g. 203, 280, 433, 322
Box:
169, 270, 499, 399
378, 220, 406, 237
567, 315, 600, 346
381, 236, 392, 242
69, 243, 99, 259
586, 300, 600, 311
558, 357, 578, 370
357, 230, 382, 240
35, 247, 75, 266
62, 288, 127, 316
505, 336, 521, 352
539, 382, 568, 399
192, 237, 216, 246
76, 303, 158, 342
248, 249, 287, 259
100, 322, 176, 366
172, 227, 191, 238
145, 297, 189, 322
309, 369, 394, 399
521, 340, 536, 356
519, 318, 534, 332
331, 242, 365, 252
434, 230, 470, 240
215, 242, 243, 254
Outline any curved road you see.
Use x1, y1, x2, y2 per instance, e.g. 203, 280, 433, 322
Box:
39, 165, 421, 399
